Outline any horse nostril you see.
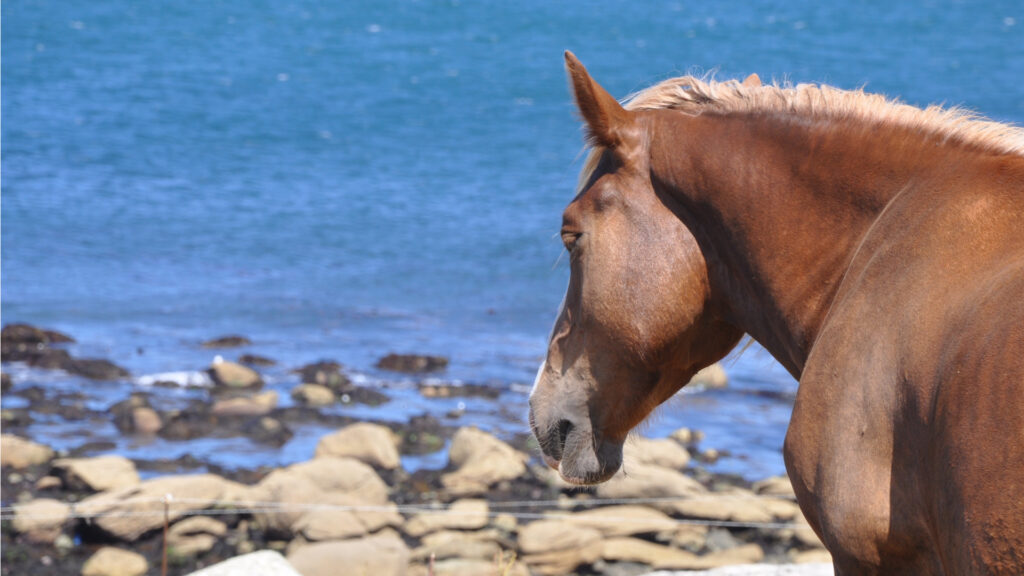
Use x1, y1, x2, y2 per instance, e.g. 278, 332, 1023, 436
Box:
557, 419, 574, 451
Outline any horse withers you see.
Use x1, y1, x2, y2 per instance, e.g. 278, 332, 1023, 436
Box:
529, 52, 1024, 574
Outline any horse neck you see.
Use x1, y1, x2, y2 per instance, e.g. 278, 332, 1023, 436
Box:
649, 110, 953, 377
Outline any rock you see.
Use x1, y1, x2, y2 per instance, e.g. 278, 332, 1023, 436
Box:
1, 434, 54, 469
81, 547, 148, 576
202, 335, 252, 348
596, 463, 707, 508
602, 537, 704, 569
640, 564, 833, 576
168, 516, 228, 557
689, 363, 728, 389
792, 549, 833, 564
131, 407, 162, 434
670, 427, 705, 445
418, 382, 500, 399
1, 371, 11, 392
699, 543, 766, 567
211, 391, 279, 416
34, 475, 63, 491
253, 457, 398, 539
413, 528, 511, 562
290, 383, 335, 406
519, 519, 603, 575
705, 527, 741, 551
2, 323, 74, 344
663, 524, 710, 551
183, 550, 302, 576
295, 361, 350, 391
315, 422, 401, 470
12, 498, 69, 544
243, 417, 293, 446
440, 427, 528, 496
376, 353, 449, 374
208, 360, 263, 389
403, 499, 489, 537
753, 475, 796, 498
52, 456, 140, 492
62, 357, 130, 380
668, 489, 800, 524
76, 474, 252, 541
286, 534, 409, 576
559, 505, 678, 537
409, 558, 529, 576
337, 386, 390, 406
238, 354, 276, 367
624, 436, 691, 470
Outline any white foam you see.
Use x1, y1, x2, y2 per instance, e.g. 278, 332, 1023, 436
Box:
137, 371, 213, 388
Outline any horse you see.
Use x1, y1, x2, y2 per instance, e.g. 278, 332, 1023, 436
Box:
529, 51, 1024, 575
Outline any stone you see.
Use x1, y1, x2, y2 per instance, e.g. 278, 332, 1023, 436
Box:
792, 549, 833, 564
1, 371, 11, 392
560, 505, 678, 537
184, 550, 301, 576
52, 455, 140, 492
403, 499, 489, 537
670, 427, 704, 445
624, 436, 691, 470
440, 427, 527, 496
376, 353, 449, 373
12, 498, 69, 544
668, 489, 800, 524
295, 361, 350, 391
412, 537, 501, 562
689, 363, 728, 389
208, 360, 263, 389
410, 558, 529, 576
753, 475, 797, 498
81, 547, 148, 576
1, 434, 54, 469
34, 475, 63, 491
168, 516, 228, 557
519, 520, 603, 575
315, 422, 401, 469
76, 474, 252, 541
596, 463, 707, 509
602, 537, 704, 569
202, 335, 252, 348
131, 407, 162, 434
664, 524, 710, 551
211, 391, 279, 416
62, 357, 130, 380
286, 534, 409, 576
238, 354, 277, 367
699, 543, 766, 567
290, 384, 335, 406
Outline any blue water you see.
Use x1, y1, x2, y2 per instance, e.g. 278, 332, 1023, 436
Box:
4, 1, 1023, 480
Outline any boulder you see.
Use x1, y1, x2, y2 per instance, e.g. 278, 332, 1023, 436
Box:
2, 323, 73, 346
131, 407, 162, 434
167, 516, 228, 557
670, 427, 704, 445
52, 455, 140, 492
792, 549, 833, 564
290, 384, 335, 406
753, 475, 797, 498
602, 537, 704, 569
211, 391, 279, 416
403, 499, 489, 537
183, 550, 301, 576
625, 436, 691, 470
295, 361, 351, 391
202, 335, 252, 348
518, 519, 603, 575
81, 547, 148, 576
669, 489, 800, 523
440, 427, 527, 496
689, 363, 728, 389
409, 558, 529, 576
208, 360, 263, 389
315, 422, 401, 470
1, 371, 11, 392
62, 357, 130, 380
1, 434, 54, 469
12, 498, 69, 544
560, 505, 678, 537
76, 474, 252, 541
376, 353, 448, 373
596, 463, 707, 508
286, 534, 409, 576
238, 354, 277, 367
412, 528, 510, 562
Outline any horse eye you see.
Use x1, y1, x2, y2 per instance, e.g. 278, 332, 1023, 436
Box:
561, 231, 582, 252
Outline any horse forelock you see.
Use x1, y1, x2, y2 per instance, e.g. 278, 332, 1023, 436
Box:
576, 73, 1024, 192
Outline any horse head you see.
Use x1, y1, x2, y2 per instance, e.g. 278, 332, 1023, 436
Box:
528, 53, 743, 485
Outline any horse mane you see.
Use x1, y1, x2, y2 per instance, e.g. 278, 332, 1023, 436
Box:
578, 74, 1024, 191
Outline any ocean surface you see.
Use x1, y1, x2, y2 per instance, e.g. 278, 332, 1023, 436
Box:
3, 0, 1023, 480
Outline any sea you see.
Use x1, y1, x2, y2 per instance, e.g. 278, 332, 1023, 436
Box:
3, 0, 1022, 481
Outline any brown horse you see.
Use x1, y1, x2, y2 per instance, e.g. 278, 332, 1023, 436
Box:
529, 51, 1024, 574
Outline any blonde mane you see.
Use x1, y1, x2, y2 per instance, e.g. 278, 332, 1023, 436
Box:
579, 74, 1024, 190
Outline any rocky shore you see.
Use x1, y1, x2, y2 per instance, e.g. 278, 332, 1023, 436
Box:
1, 324, 828, 575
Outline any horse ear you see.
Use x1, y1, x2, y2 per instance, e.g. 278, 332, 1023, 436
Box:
742, 73, 762, 87
564, 51, 631, 149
